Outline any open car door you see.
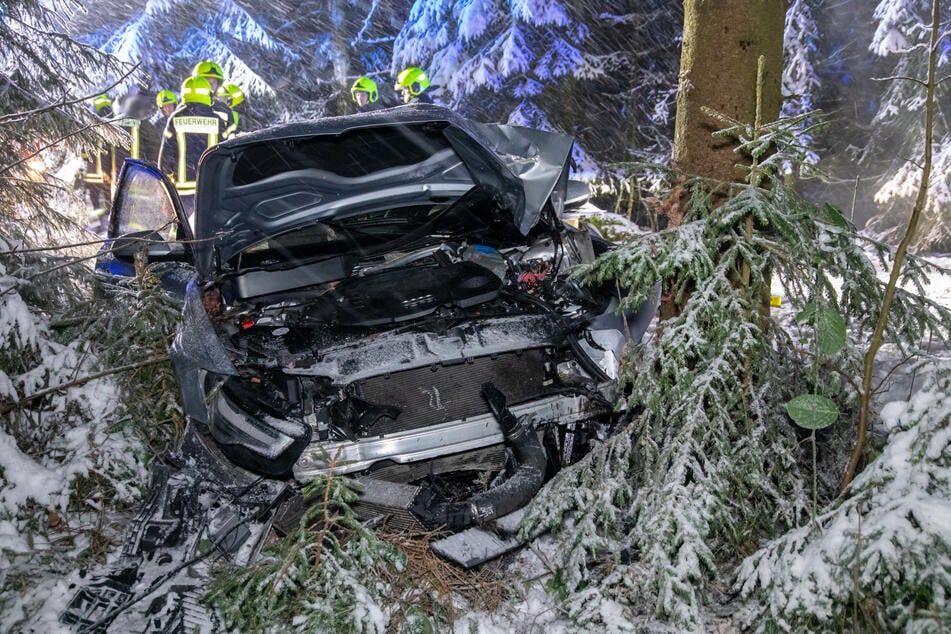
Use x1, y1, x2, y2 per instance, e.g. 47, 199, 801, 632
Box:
94, 159, 195, 299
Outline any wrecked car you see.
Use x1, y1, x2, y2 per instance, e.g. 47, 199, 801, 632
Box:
93, 103, 658, 552
66, 104, 659, 631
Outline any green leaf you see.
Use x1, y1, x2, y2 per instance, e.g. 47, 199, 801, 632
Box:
785, 394, 839, 430
796, 302, 817, 325
815, 305, 847, 355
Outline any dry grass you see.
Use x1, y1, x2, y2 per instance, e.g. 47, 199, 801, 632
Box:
379, 528, 508, 627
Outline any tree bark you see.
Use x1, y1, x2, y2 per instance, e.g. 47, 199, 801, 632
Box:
659, 0, 787, 321
672, 0, 786, 182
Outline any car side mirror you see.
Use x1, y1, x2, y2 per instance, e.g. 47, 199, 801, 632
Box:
565, 180, 591, 210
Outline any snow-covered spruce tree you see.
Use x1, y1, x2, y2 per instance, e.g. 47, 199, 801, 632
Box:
739, 356, 951, 632
782, 0, 823, 170
263, 0, 410, 118
79, 0, 410, 124
519, 111, 951, 630
862, 0, 950, 251
1, 0, 183, 625
78, 0, 296, 126
207, 475, 406, 633
391, 0, 682, 172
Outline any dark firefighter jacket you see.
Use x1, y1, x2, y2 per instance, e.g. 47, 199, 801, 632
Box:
158, 102, 226, 197
211, 100, 238, 139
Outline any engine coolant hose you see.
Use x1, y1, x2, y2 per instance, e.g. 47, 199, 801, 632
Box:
409, 382, 548, 531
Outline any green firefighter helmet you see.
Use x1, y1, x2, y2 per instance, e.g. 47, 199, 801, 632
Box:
181, 76, 213, 106
216, 82, 245, 107
350, 76, 379, 103
155, 89, 178, 109
192, 60, 225, 82
395, 67, 430, 97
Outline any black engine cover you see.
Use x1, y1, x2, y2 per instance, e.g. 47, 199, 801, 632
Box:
323, 261, 501, 326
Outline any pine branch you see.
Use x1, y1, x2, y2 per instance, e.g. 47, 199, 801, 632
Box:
0, 236, 111, 255
0, 251, 101, 297
0, 64, 140, 126
0, 355, 169, 416
0, 116, 127, 177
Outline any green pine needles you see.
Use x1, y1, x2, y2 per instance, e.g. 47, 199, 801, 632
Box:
738, 357, 951, 633
519, 111, 951, 630
207, 474, 406, 633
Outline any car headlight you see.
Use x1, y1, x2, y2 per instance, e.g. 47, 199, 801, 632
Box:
206, 382, 312, 476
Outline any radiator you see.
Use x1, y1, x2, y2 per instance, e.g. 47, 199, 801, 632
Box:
354, 348, 549, 435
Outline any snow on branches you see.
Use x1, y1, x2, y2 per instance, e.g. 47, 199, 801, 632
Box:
739, 357, 951, 633
864, 0, 951, 250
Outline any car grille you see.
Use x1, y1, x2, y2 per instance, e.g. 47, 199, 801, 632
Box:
354, 348, 549, 436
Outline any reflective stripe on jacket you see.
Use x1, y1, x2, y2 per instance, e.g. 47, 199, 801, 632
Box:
158, 103, 224, 196
82, 146, 106, 183
115, 118, 141, 159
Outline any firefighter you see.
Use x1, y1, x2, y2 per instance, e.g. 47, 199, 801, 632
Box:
192, 60, 232, 132
154, 89, 178, 140
81, 94, 114, 232
216, 82, 244, 139
394, 67, 433, 104
350, 76, 381, 111
158, 76, 225, 217
114, 91, 162, 165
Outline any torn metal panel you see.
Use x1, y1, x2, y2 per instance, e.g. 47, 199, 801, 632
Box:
60, 424, 286, 633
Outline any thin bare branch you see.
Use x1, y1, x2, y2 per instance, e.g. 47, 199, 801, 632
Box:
840, 0, 942, 494
0, 229, 223, 258
872, 354, 917, 394
870, 75, 928, 87
895, 153, 925, 171
0, 64, 141, 126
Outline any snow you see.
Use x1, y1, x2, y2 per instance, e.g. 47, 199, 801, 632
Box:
0, 258, 150, 630
738, 352, 951, 631
0, 288, 42, 352
0, 429, 69, 515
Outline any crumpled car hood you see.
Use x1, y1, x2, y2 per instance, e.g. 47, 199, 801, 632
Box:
193, 104, 573, 275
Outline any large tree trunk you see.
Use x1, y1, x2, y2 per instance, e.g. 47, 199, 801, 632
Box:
672, 0, 786, 182
659, 0, 787, 321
